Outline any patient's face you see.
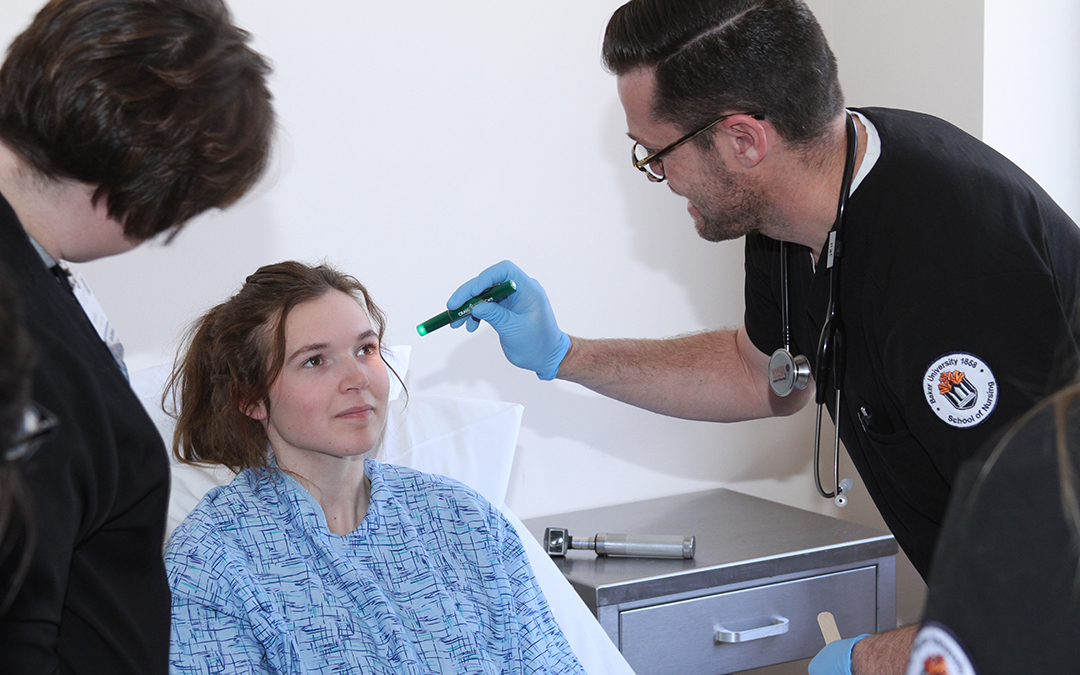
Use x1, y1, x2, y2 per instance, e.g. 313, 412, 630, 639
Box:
250, 290, 390, 465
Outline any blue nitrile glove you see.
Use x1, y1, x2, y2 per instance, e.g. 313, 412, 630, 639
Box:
447, 260, 570, 381
808, 635, 868, 675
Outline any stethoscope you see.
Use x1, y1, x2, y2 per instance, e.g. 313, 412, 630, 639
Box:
767, 112, 857, 508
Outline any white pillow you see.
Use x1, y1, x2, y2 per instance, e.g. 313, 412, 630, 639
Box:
380, 394, 521, 509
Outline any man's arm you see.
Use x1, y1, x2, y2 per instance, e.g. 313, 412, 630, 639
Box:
448, 261, 811, 422
558, 325, 810, 422
851, 625, 918, 675
809, 625, 918, 675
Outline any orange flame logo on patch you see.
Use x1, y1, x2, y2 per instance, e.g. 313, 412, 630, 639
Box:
924, 655, 948, 675
938, 370, 966, 395
937, 369, 978, 410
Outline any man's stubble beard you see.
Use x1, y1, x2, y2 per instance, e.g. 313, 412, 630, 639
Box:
683, 146, 776, 244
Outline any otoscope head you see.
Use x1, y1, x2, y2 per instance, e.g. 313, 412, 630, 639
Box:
543, 527, 570, 556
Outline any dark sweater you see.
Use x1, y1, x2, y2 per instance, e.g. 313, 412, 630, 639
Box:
0, 191, 169, 674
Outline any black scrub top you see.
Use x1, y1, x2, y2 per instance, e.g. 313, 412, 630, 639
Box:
744, 107, 1080, 579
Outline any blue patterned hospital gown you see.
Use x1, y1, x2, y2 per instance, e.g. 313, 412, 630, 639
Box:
166, 459, 585, 674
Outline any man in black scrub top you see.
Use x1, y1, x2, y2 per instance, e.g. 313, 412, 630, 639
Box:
443, 0, 1080, 673
0, 1, 274, 672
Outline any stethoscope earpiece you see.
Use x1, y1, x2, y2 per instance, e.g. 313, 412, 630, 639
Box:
833, 478, 854, 508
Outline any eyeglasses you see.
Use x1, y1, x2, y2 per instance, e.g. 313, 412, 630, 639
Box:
632, 112, 765, 182
4, 401, 59, 462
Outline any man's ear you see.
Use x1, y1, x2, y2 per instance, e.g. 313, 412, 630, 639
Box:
717, 114, 770, 169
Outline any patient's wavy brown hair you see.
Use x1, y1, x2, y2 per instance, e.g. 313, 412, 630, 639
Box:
165, 261, 401, 473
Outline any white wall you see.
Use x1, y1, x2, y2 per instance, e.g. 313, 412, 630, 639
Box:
984, 0, 1080, 224
2, 0, 818, 522
4, 0, 1075, 645
825, 0, 985, 137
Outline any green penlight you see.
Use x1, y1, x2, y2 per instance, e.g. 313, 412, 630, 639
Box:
416, 280, 517, 336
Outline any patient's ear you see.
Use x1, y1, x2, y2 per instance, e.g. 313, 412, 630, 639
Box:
242, 398, 268, 421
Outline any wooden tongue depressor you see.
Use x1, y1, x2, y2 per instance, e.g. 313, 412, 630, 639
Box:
817, 611, 842, 645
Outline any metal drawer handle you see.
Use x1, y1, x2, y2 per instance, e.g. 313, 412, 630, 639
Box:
715, 616, 790, 644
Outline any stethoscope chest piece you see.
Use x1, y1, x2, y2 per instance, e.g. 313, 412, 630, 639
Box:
768, 348, 811, 397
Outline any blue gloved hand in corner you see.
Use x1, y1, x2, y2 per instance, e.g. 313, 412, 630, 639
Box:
447, 260, 570, 381
808, 635, 869, 675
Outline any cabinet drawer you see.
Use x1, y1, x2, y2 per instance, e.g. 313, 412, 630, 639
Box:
619, 566, 878, 675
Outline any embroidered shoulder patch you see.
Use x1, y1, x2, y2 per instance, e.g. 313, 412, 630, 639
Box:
923, 353, 997, 428
905, 623, 976, 675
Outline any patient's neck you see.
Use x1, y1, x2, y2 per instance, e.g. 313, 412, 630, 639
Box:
276, 450, 372, 535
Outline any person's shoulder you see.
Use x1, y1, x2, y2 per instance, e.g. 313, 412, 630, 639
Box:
165, 471, 278, 607
373, 460, 497, 518
989, 391, 1078, 475
943, 392, 1074, 521
372, 461, 513, 552
853, 106, 1074, 248
376, 460, 481, 495
856, 106, 1033, 184
166, 469, 266, 551
856, 106, 985, 171
856, 107, 965, 136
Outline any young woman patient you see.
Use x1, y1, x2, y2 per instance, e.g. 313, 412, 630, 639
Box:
164, 261, 584, 674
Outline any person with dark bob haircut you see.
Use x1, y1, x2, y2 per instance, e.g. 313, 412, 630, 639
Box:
444, 1, 1080, 674
0, 0, 274, 672
0, 0, 274, 242
163, 261, 584, 674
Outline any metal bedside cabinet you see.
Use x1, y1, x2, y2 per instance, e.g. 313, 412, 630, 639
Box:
523, 488, 897, 675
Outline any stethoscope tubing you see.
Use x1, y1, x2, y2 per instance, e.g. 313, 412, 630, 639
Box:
780, 111, 858, 504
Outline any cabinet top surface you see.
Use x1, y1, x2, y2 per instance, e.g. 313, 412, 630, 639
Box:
522, 488, 896, 599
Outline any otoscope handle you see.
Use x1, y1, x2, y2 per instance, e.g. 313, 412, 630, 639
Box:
594, 533, 696, 559
543, 527, 695, 559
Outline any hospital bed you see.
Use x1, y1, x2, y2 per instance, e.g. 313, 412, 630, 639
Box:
131, 346, 635, 675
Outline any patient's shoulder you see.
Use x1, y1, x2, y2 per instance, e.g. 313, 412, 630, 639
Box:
165, 469, 293, 593
371, 460, 509, 534
374, 460, 490, 507
166, 468, 276, 551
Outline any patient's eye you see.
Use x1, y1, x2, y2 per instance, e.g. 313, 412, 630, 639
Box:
357, 342, 378, 356
302, 355, 325, 368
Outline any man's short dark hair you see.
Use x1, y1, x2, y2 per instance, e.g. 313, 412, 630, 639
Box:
0, 0, 275, 241
602, 0, 843, 148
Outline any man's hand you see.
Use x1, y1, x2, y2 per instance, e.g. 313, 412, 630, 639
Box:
447, 260, 570, 380
809, 635, 868, 675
